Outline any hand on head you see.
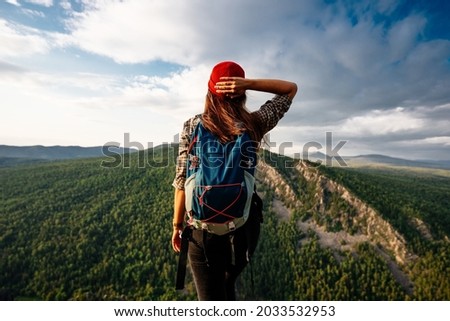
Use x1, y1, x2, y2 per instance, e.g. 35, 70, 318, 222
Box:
215, 77, 247, 98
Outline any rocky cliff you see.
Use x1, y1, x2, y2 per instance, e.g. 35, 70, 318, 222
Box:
296, 161, 414, 265
256, 158, 417, 293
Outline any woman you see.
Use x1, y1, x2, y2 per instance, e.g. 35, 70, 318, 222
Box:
172, 61, 297, 300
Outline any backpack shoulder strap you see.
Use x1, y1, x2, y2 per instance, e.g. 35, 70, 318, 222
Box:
187, 115, 203, 154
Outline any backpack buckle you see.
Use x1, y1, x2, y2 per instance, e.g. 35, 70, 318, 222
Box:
228, 221, 236, 231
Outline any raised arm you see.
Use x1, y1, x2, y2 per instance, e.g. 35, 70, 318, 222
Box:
215, 77, 297, 100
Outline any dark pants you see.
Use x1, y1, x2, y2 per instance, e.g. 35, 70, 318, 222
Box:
188, 227, 248, 300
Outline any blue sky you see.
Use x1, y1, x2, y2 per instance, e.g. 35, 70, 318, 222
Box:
1, 0, 449, 160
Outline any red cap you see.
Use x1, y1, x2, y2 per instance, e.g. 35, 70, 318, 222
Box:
208, 61, 245, 97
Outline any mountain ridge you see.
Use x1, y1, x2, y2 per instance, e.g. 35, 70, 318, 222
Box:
0, 144, 135, 162
2, 144, 449, 169
306, 151, 450, 169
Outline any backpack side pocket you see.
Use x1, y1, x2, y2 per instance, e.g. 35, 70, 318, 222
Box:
184, 172, 196, 213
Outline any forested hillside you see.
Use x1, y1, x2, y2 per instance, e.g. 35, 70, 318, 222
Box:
1, 146, 449, 300
1, 146, 190, 300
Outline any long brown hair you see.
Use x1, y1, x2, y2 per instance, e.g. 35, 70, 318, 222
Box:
202, 91, 263, 144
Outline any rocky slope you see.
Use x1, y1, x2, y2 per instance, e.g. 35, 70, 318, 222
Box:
256, 158, 417, 293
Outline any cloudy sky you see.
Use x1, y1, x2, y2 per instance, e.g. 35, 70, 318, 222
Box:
1, 0, 449, 160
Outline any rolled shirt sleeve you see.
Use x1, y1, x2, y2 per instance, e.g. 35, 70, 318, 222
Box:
172, 115, 201, 190
252, 94, 292, 134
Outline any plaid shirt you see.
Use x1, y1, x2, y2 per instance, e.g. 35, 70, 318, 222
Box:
172, 94, 293, 190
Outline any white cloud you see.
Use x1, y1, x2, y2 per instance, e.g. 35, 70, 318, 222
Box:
22, 8, 47, 18
409, 136, 450, 146
60, 0, 71, 11
24, 0, 53, 7
0, 60, 213, 146
0, 17, 76, 60
374, 0, 398, 14
0, 19, 50, 58
67, 0, 202, 65
0, 68, 175, 146
5, 0, 20, 6
64, 0, 321, 68
340, 107, 425, 136
118, 65, 209, 114
388, 15, 426, 62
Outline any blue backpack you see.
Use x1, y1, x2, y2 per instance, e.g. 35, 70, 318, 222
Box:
184, 121, 257, 235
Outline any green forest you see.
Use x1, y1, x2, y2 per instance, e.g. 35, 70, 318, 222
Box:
0, 147, 449, 300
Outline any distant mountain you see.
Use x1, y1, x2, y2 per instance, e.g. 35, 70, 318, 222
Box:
306, 152, 450, 169
0, 145, 135, 161
346, 154, 450, 169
